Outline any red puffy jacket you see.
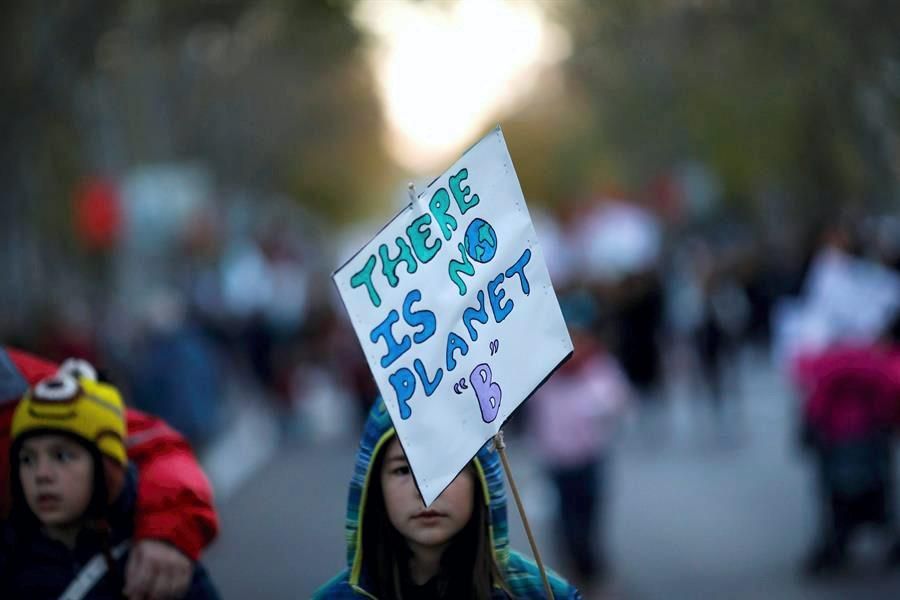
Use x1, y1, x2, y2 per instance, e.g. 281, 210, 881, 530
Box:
0, 347, 218, 560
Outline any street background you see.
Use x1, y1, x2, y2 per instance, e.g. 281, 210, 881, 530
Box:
3, 1, 900, 598
202, 347, 900, 599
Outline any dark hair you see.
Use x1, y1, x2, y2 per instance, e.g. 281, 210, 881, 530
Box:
360, 439, 505, 599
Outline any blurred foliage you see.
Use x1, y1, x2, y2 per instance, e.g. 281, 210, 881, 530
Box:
2, 0, 899, 239
3, 0, 899, 343
0, 0, 401, 331
1, 0, 396, 231
553, 0, 900, 217
1, 1, 117, 245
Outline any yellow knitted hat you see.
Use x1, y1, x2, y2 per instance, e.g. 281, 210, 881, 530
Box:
12, 371, 128, 466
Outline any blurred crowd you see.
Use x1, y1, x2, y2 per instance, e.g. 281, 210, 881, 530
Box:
5, 160, 900, 591
8, 167, 900, 440
3, 169, 373, 451
528, 195, 900, 587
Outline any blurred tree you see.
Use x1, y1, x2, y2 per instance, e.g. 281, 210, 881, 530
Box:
91, 0, 395, 222
559, 0, 900, 219
0, 1, 124, 330
0, 0, 396, 333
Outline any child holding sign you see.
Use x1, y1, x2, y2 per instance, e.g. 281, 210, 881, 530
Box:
313, 399, 581, 599
327, 127, 578, 598
0, 369, 219, 599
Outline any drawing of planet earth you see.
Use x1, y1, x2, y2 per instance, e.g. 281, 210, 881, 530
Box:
464, 218, 497, 264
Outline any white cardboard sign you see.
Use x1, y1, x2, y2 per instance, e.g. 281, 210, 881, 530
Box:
334, 127, 572, 505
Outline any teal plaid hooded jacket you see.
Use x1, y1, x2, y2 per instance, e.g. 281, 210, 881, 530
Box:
313, 398, 580, 599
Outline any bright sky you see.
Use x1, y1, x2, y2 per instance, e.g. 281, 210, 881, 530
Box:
353, 0, 570, 173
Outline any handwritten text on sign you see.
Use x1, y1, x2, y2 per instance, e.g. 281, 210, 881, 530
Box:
334, 128, 571, 505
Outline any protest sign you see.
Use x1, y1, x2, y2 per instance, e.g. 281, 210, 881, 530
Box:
334, 127, 572, 505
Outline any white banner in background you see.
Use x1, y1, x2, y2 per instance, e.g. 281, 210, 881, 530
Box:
334, 127, 572, 505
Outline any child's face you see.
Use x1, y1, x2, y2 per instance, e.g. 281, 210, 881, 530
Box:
18, 434, 94, 528
380, 437, 474, 552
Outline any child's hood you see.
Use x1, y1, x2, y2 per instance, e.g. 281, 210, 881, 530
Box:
343, 398, 510, 583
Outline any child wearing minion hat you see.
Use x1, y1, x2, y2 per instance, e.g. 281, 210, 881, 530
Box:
0, 359, 219, 599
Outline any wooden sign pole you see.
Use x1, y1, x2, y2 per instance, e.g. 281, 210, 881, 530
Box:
493, 430, 554, 599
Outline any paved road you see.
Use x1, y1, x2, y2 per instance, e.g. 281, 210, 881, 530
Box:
205, 349, 900, 599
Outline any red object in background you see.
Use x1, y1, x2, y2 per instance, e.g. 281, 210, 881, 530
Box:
74, 177, 122, 250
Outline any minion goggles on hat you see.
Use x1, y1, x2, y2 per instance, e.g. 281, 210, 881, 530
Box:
12, 366, 128, 467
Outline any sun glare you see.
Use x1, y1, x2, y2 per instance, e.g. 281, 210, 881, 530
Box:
354, 0, 570, 173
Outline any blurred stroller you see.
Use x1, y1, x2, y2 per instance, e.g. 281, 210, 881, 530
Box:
796, 342, 900, 574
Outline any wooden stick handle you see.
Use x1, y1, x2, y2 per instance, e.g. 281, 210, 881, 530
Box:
493, 431, 555, 599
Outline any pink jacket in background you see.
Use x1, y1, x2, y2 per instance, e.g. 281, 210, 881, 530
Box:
792, 343, 900, 443
529, 350, 631, 468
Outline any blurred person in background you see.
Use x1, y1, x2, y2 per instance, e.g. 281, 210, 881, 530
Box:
772, 216, 900, 378
220, 220, 314, 413
0, 348, 219, 599
280, 305, 359, 443
0, 368, 220, 598
573, 198, 665, 425
128, 290, 223, 453
528, 289, 631, 591
793, 313, 900, 574
614, 268, 665, 405
693, 239, 751, 427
